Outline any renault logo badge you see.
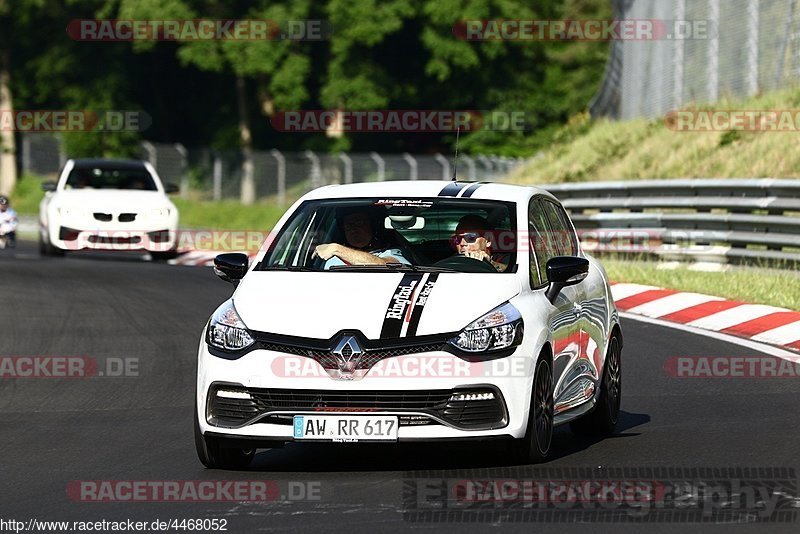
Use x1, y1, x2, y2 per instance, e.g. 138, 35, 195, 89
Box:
332, 336, 363, 374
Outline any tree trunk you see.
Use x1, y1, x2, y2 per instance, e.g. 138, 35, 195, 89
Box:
237, 75, 255, 205
0, 49, 16, 196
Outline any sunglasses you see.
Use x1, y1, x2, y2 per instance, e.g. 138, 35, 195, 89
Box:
450, 232, 483, 247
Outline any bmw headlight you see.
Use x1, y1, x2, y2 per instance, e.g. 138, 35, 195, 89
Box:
57, 206, 86, 218
449, 302, 523, 353
206, 300, 255, 351
148, 207, 171, 219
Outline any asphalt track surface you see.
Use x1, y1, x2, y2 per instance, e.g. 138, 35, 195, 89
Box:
1, 241, 799, 533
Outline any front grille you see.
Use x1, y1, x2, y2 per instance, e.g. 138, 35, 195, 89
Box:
118, 213, 136, 222
207, 386, 507, 431
93, 213, 112, 222
258, 338, 446, 372
87, 235, 141, 245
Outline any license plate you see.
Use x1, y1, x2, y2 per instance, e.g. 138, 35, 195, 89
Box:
292, 415, 398, 442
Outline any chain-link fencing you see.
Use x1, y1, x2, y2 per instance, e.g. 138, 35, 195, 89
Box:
591, 0, 800, 120
18, 134, 523, 203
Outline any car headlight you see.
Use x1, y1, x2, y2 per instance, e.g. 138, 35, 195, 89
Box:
148, 207, 171, 219
448, 302, 523, 353
206, 300, 255, 351
57, 206, 86, 218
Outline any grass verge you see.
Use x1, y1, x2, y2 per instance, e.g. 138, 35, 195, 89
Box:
603, 259, 800, 311
509, 87, 800, 183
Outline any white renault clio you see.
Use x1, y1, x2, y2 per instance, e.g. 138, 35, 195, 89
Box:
195, 181, 622, 469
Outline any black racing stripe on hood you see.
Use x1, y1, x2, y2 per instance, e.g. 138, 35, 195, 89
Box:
438, 182, 469, 196
379, 273, 424, 339
459, 182, 484, 198
405, 273, 439, 338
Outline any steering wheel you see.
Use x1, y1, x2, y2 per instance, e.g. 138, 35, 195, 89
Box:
433, 255, 498, 273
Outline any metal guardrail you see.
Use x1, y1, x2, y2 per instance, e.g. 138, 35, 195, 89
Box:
543, 179, 800, 267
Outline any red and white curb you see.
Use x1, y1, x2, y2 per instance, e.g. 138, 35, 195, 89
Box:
611, 283, 800, 354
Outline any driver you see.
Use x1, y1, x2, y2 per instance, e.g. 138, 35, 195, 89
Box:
0, 196, 18, 248
313, 209, 411, 268
451, 215, 506, 272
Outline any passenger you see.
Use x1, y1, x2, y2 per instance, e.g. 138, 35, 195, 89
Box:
314, 209, 411, 268
451, 215, 507, 272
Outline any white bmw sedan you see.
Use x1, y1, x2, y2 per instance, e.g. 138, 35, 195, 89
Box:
39, 159, 179, 259
195, 181, 622, 468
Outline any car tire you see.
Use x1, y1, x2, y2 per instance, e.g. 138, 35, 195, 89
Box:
39, 231, 65, 257
150, 248, 179, 262
194, 402, 255, 470
570, 335, 622, 436
510, 356, 554, 464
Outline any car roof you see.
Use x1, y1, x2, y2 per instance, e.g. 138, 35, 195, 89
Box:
300, 180, 558, 203
70, 159, 148, 170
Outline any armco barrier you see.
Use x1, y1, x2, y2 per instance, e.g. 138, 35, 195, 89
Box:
543, 179, 800, 266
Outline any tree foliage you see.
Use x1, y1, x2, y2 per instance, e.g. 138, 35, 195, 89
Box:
4, 0, 611, 157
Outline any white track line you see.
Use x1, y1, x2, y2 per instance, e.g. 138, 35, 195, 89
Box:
625, 292, 724, 318
687, 304, 789, 331
609, 283, 660, 301
620, 312, 800, 362
752, 321, 800, 346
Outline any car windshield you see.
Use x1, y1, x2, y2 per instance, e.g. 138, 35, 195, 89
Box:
258, 197, 517, 273
65, 166, 157, 191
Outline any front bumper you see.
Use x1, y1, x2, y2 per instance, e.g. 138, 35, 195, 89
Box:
51, 226, 177, 252
196, 338, 536, 442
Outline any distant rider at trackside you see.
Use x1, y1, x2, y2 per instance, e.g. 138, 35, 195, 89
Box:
0, 195, 18, 249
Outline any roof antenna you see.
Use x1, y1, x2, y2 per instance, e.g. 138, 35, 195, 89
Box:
451, 126, 461, 182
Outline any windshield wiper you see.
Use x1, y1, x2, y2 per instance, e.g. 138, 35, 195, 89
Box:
260, 265, 317, 272
329, 263, 458, 273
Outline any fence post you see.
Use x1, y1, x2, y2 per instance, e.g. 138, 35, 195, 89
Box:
673, 0, 686, 108
305, 150, 322, 189
707, 0, 720, 101
476, 155, 492, 179
141, 141, 157, 169
461, 155, 477, 181
402, 153, 417, 181
270, 149, 286, 204
774, 0, 797, 88
338, 152, 353, 184
746, 0, 760, 95
369, 152, 385, 181
212, 154, 222, 201
174, 143, 189, 198
21, 134, 31, 175
434, 153, 450, 181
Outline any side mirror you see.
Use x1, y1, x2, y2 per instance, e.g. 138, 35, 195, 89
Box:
544, 256, 589, 304
164, 183, 179, 194
214, 253, 249, 284
41, 182, 57, 192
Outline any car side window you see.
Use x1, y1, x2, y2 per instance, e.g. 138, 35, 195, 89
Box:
528, 198, 558, 287
541, 199, 577, 257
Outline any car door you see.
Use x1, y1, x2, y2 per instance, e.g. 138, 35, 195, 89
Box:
528, 197, 585, 415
